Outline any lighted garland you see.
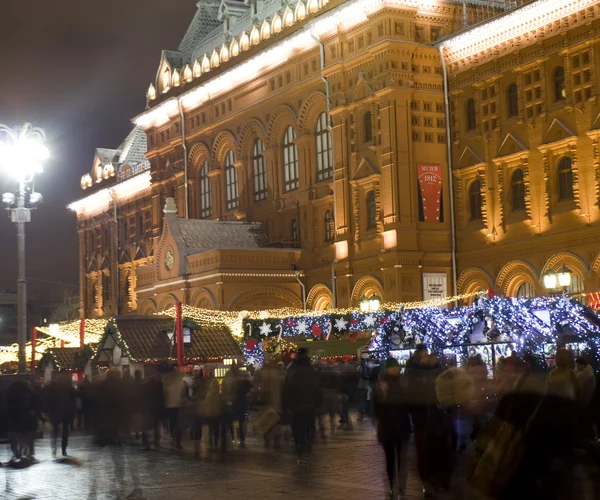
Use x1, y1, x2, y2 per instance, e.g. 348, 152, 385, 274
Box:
240, 297, 600, 366
168, 317, 202, 332
93, 320, 129, 363
158, 291, 486, 338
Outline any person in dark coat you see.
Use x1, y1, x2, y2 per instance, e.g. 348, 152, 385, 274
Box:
374, 357, 411, 500
142, 372, 165, 450
404, 345, 442, 498
44, 371, 77, 457
6, 378, 38, 461
283, 348, 322, 459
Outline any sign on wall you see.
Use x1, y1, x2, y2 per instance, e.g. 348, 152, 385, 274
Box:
423, 273, 448, 305
417, 164, 443, 222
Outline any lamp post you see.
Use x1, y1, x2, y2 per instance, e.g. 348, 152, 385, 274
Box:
543, 264, 572, 296
360, 295, 381, 312
0, 123, 48, 373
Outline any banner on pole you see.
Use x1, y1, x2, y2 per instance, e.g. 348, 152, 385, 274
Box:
417, 164, 443, 222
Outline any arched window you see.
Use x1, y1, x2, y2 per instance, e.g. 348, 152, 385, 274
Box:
198, 161, 211, 218
466, 98, 476, 131
102, 273, 111, 308
315, 112, 333, 181
507, 83, 518, 117
366, 190, 376, 229
511, 168, 526, 211
516, 282, 535, 298
324, 210, 333, 242
568, 274, 584, 295
557, 157, 574, 201
469, 180, 482, 220
291, 219, 299, 247
224, 150, 239, 210
554, 67, 566, 101
282, 126, 299, 191
252, 139, 267, 201
364, 112, 373, 142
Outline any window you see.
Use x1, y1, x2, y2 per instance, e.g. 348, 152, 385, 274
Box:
466, 98, 476, 131
516, 282, 535, 298
469, 180, 482, 220
291, 219, 299, 247
224, 150, 239, 210
511, 169, 526, 211
282, 126, 299, 191
144, 210, 152, 238
198, 161, 211, 218
315, 113, 333, 181
507, 83, 518, 117
366, 190, 376, 229
252, 139, 267, 201
554, 67, 566, 101
102, 273, 111, 307
324, 210, 333, 242
363, 112, 372, 142
557, 156, 574, 201
568, 275, 584, 295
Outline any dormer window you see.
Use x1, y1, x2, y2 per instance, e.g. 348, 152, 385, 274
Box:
211, 50, 220, 68
147, 83, 156, 101
261, 20, 271, 40
240, 32, 250, 51
95, 164, 103, 183
272, 14, 282, 34
307, 0, 319, 14
230, 38, 240, 57
202, 54, 211, 73
250, 26, 260, 46
295, 1, 306, 20
183, 65, 193, 82
220, 44, 229, 63
172, 68, 181, 87
283, 7, 294, 27
193, 60, 202, 78
162, 69, 171, 93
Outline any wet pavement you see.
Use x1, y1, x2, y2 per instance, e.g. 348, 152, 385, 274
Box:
0, 422, 453, 500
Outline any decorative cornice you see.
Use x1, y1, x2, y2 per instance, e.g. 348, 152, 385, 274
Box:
439, 0, 599, 68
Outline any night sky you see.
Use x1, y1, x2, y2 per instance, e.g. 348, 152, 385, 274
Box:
0, 1, 197, 304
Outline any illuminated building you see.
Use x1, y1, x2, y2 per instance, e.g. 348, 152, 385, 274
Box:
440, 0, 600, 301
72, 0, 590, 318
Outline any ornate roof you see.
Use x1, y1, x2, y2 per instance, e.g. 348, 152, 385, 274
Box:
177, 218, 267, 253
117, 126, 148, 167
178, 0, 223, 61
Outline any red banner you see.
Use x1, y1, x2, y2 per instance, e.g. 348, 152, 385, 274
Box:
418, 164, 443, 222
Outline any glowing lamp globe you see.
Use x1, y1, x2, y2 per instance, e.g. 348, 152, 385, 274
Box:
557, 265, 572, 288
543, 270, 558, 290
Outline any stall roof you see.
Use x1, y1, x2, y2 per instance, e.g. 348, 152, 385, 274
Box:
108, 316, 241, 362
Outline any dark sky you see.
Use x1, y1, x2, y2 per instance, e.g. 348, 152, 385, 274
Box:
0, 0, 197, 304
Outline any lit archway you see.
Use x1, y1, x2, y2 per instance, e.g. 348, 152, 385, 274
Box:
306, 284, 333, 311
350, 275, 384, 307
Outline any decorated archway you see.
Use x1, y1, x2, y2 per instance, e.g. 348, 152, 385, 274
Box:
350, 275, 384, 307
228, 286, 302, 310
496, 260, 539, 297
306, 283, 333, 311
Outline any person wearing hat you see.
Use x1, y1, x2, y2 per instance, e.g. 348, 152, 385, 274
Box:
374, 357, 411, 500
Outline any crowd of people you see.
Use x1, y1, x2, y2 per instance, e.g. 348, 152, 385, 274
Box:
2, 345, 600, 499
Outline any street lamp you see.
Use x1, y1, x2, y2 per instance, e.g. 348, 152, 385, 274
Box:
360, 295, 381, 312
0, 123, 48, 373
543, 264, 572, 296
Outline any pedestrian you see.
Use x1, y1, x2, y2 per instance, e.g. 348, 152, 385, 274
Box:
200, 377, 222, 452
190, 366, 209, 457
142, 372, 164, 450
221, 362, 252, 449
374, 357, 411, 500
404, 344, 442, 498
260, 360, 285, 448
6, 378, 38, 462
283, 348, 322, 460
94, 369, 125, 446
162, 365, 186, 450
44, 371, 77, 457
